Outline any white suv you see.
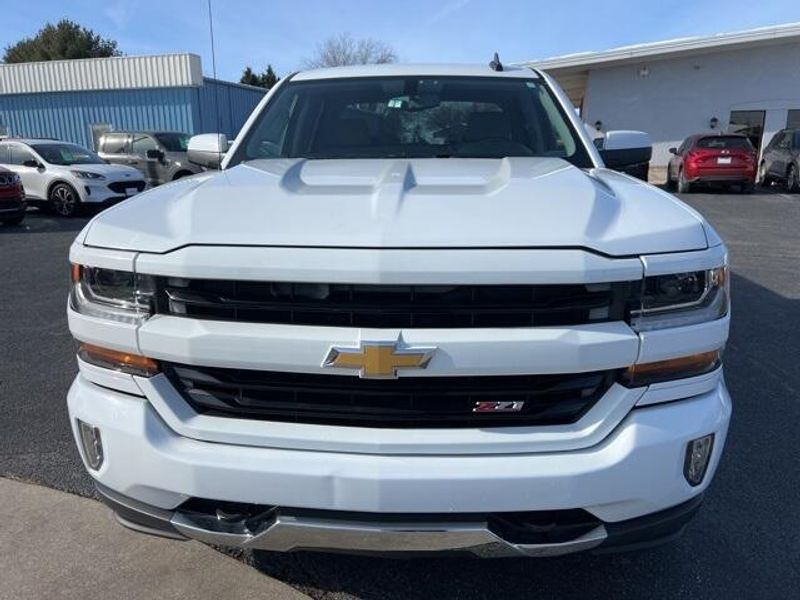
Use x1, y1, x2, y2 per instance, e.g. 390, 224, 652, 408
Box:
66, 63, 731, 557
0, 139, 145, 216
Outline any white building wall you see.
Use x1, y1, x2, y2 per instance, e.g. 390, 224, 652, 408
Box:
580, 42, 800, 167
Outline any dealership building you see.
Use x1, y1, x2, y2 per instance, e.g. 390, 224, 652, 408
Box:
0, 53, 265, 150
526, 22, 800, 179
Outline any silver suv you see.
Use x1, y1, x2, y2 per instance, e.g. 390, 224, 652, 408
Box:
97, 131, 201, 187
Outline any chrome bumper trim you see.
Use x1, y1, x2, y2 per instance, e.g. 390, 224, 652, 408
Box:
170, 512, 607, 557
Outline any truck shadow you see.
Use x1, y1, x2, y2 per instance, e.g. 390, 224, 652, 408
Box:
248, 272, 800, 599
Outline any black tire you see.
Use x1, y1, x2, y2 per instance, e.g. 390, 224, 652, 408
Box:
172, 171, 193, 181
677, 169, 692, 194
757, 162, 772, 187
49, 183, 80, 217
1, 215, 25, 226
740, 181, 754, 194
787, 164, 799, 193
664, 168, 676, 190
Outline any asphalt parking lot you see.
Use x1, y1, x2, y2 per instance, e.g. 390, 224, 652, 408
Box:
1, 190, 799, 599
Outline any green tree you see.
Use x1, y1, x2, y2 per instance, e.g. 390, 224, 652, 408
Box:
3, 19, 121, 63
240, 64, 280, 89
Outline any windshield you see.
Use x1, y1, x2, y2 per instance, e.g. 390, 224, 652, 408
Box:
31, 143, 104, 166
233, 76, 591, 166
154, 133, 190, 152
696, 136, 752, 150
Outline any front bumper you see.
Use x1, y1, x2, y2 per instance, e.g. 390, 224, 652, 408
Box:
0, 195, 26, 220
96, 481, 704, 557
69, 373, 730, 554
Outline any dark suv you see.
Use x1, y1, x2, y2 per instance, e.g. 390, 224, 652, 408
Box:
759, 129, 800, 192
97, 131, 202, 187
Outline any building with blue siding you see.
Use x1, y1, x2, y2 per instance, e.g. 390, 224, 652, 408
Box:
0, 54, 265, 149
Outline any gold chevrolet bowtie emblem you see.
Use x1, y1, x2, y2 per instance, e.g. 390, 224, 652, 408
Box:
323, 341, 436, 379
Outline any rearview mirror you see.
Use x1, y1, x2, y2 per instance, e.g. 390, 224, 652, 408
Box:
187, 133, 228, 169
598, 130, 652, 181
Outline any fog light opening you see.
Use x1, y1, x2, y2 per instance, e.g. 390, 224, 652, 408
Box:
684, 434, 714, 487
77, 419, 104, 470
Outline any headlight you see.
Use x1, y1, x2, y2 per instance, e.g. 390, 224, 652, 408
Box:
69, 265, 155, 324
70, 170, 106, 180
630, 266, 729, 332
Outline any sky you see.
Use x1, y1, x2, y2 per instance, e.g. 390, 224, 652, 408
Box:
0, 0, 798, 82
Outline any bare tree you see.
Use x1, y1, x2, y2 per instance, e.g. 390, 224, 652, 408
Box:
304, 33, 396, 68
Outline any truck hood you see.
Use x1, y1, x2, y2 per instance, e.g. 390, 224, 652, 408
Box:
81, 157, 708, 255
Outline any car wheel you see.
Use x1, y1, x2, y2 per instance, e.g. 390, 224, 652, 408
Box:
1, 215, 25, 226
787, 165, 799, 193
664, 168, 675, 190
677, 170, 692, 194
49, 183, 80, 217
757, 162, 771, 187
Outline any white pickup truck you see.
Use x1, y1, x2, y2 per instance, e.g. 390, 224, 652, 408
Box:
67, 62, 731, 557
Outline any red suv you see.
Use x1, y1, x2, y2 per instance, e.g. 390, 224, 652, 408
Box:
0, 167, 26, 226
666, 133, 757, 193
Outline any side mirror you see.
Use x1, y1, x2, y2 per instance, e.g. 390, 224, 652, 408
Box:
598, 130, 652, 181
23, 159, 41, 168
187, 134, 228, 169
668, 147, 678, 155
146, 149, 164, 161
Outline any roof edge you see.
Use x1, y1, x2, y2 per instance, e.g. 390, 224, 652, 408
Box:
523, 21, 800, 71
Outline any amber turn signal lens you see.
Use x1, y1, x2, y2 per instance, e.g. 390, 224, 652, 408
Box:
71, 263, 82, 283
77, 343, 159, 377
621, 350, 721, 387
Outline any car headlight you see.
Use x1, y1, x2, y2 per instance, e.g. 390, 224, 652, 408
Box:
70, 170, 106, 180
69, 265, 155, 324
629, 265, 729, 332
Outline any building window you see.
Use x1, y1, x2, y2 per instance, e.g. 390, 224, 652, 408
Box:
728, 110, 765, 152
788, 110, 800, 130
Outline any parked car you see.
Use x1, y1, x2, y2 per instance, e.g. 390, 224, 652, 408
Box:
759, 128, 800, 192
666, 133, 757, 193
97, 131, 202, 187
67, 63, 730, 557
0, 139, 145, 217
0, 167, 26, 226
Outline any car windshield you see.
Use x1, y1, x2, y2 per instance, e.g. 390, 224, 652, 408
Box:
31, 143, 105, 165
154, 133, 190, 152
233, 76, 591, 166
696, 136, 752, 150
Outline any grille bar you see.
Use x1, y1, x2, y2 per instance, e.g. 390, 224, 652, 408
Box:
157, 280, 634, 329
164, 364, 615, 428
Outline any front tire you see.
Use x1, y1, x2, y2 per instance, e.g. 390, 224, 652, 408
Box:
757, 162, 772, 187
787, 165, 799, 193
677, 169, 692, 194
49, 183, 80, 217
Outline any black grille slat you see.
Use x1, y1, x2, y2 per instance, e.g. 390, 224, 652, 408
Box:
159, 281, 632, 329
164, 364, 614, 428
